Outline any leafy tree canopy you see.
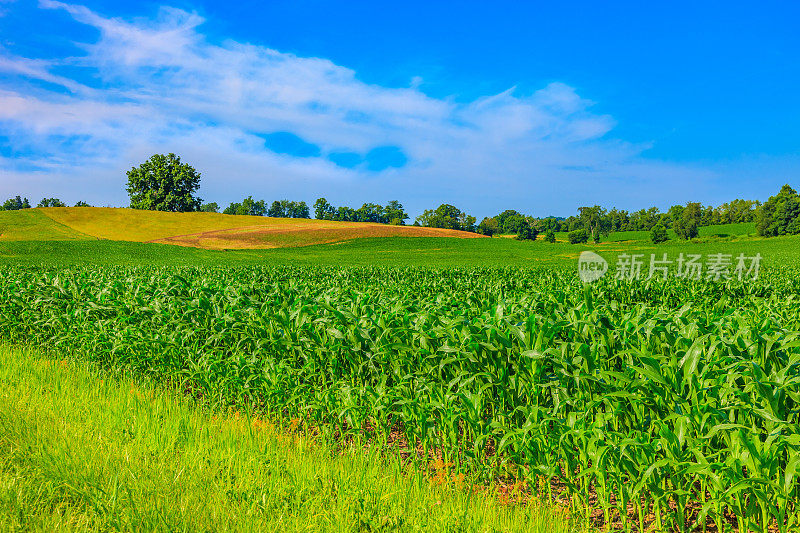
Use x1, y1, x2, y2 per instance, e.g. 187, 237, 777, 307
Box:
502, 214, 528, 235
314, 198, 335, 220
126, 153, 202, 212
223, 197, 266, 216
268, 200, 310, 219
313, 198, 407, 224
650, 224, 669, 244
415, 204, 476, 232
673, 202, 701, 240
568, 229, 589, 244
756, 184, 800, 237
476, 217, 500, 236
1, 196, 31, 211
37, 198, 66, 208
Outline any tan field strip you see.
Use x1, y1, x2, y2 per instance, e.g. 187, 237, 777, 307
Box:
152, 223, 484, 249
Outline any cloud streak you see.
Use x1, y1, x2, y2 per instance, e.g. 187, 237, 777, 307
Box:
0, 1, 722, 215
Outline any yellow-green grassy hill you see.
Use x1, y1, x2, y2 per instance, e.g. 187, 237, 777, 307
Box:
0, 208, 484, 250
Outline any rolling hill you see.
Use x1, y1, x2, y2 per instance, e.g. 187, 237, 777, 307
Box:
3, 207, 484, 250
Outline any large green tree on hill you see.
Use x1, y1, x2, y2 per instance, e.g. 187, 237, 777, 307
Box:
126, 153, 202, 212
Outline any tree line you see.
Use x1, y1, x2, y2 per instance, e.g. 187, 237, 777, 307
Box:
313, 198, 409, 225
471, 189, 797, 244
0, 196, 91, 210
6, 153, 798, 244
200, 198, 311, 219
119, 155, 800, 242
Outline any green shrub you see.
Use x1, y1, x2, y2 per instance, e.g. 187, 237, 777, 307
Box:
567, 229, 588, 244
650, 224, 668, 244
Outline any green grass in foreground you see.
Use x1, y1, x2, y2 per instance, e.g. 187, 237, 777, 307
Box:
0, 344, 577, 533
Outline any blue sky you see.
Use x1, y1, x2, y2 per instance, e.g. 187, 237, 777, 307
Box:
0, 0, 798, 218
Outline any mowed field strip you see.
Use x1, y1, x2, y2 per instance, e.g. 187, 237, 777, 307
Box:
35, 207, 485, 249
0, 209, 94, 241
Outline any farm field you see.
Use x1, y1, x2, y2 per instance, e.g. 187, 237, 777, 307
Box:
2, 229, 800, 269
0, 208, 798, 269
596, 223, 756, 243
2, 263, 800, 531
3, 208, 800, 531
31, 207, 483, 249
4, 1, 796, 530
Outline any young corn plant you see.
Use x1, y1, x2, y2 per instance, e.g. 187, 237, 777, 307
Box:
1, 265, 799, 529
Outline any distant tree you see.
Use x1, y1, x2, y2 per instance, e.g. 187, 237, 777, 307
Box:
267, 200, 309, 218
246, 197, 267, 216
476, 217, 500, 236
223, 197, 266, 216
356, 203, 384, 223
578, 205, 611, 238
756, 184, 800, 237
37, 198, 66, 208
673, 217, 699, 240
565, 215, 581, 232
74, 201, 92, 207
314, 198, 336, 220
515, 222, 538, 241
200, 202, 219, 213
415, 204, 476, 232
267, 200, 286, 218
384, 200, 408, 225
334, 206, 357, 222
568, 229, 589, 244
673, 202, 702, 239
591, 226, 602, 244
1, 196, 31, 211
287, 201, 310, 219
502, 214, 528, 235
701, 205, 719, 226
544, 229, 556, 243
650, 224, 668, 244
629, 207, 661, 231
718, 198, 759, 224
126, 153, 202, 212
664, 205, 684, 229
494, 210, 524, 232
607, 208, 629, 232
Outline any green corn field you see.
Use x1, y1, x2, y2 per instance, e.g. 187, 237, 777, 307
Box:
2, 265, 800, 531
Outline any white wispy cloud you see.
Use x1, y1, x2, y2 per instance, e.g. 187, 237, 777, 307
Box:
0, 1, 723, 215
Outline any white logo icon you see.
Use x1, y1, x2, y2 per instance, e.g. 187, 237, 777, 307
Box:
578, 251, 608, 282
